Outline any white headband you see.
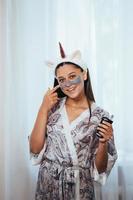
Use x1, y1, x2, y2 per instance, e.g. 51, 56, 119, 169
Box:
46, 43, 88, 72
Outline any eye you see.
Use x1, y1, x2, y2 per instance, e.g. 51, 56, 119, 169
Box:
69, 74, 76, 79
58, 78, 65, 83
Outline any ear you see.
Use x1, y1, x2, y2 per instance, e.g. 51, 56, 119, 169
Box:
70, 50, 81, 60
83, 70, 87, 81
45, 61, 55, 68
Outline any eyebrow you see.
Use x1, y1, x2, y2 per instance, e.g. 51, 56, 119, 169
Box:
57, 72, 76, 79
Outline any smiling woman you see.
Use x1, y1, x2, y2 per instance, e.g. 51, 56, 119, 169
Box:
1, 1, 133, 200
29, 44, 117, 200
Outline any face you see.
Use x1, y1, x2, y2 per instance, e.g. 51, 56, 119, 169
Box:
56, 64, 87, 99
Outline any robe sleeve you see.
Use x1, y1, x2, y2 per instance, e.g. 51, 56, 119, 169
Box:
91, 110, 118, 185
28, 103, 55, 166
28, 101, 61, 165
29, 141, 47, 165
91, 134, 117, 185
92, 150, 117, 185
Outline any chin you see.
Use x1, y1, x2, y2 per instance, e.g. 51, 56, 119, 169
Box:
66, 92, 81, 99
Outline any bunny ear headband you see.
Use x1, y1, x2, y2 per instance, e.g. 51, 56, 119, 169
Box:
46, 42, 88, 72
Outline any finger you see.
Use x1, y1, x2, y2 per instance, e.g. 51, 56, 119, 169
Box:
97, 127, 107, 134
49, 94, 59, 100
52, 98, 60, 104
98, 132, 105, 139
47, 85, 60, 93
102, 121, 112, 126
98, 123, 112, 130
50, 96, 60, 102
51, 85, 60, 93
98, 132, 110, 141
97, 126, 113, 136
47, 87, 52, 94
97, 125, 108, 132
53, 96, 60, 101
47, 95, 56, 101
49, 98, 59, 106
51, 93, 58, 98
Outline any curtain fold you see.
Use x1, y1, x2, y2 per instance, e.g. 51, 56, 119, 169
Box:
0, 0, 6, 199
0, 0, 133, 199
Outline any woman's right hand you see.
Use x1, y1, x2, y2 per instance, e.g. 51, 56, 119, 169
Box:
41, 85, 60, 112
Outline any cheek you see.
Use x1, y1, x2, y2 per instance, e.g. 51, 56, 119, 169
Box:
77, 78, 84, 87
73, 81, 85, 92
78, 82, 85, 91
76, 82, 85, 94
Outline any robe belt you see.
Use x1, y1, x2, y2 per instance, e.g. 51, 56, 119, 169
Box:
41, 158, 93, 199
41, 157, 91, 180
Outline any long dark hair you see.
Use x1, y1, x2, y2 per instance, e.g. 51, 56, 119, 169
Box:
54, 62, 95, 117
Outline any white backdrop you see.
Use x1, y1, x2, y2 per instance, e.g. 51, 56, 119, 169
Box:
0, 0, 133, 199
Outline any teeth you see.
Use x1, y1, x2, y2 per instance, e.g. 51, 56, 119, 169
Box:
68, 88, 74, 92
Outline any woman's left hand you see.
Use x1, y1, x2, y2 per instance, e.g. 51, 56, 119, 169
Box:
97, 121, 113, 143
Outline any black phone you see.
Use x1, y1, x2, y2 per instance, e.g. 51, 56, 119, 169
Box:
96, 116, 113, 138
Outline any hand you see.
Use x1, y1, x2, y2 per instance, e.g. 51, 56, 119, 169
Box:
97, 121, 113, 143
41, 85, 60, 112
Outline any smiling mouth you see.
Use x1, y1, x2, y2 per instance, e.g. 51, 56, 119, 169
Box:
66, 86, 76, 92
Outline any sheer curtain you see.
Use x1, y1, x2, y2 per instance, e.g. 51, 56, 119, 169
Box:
0, 0, 133, 199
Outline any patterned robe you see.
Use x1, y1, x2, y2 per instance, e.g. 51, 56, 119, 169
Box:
31, 97, 117, 200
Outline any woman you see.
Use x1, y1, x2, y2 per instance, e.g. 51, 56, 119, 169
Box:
29, 43, 117, 200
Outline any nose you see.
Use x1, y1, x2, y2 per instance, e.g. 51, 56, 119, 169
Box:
59, 80, 73, 89
65, 81, 72, 87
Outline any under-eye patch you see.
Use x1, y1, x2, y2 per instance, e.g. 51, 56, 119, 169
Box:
59, 76, 81, 89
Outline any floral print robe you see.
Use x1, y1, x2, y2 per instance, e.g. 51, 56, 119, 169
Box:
31, 97, 117, 200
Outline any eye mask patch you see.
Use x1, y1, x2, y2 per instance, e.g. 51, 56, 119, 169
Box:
59, 75, 81, 89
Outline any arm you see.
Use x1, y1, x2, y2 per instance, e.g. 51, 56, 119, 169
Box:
29, 85, 60, 154
95, 120, 113, 173
29, 105, 48, 154
95, 142, 108, 173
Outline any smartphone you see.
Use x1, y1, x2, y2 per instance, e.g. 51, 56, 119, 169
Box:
96, 116, 113, 138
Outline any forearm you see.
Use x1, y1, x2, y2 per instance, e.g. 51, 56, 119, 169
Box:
29, 105, 48, 154
30, 85, 60, 154
95, 142, 108, 173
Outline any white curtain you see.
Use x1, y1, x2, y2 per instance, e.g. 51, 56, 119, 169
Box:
0, 0, 133, 199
